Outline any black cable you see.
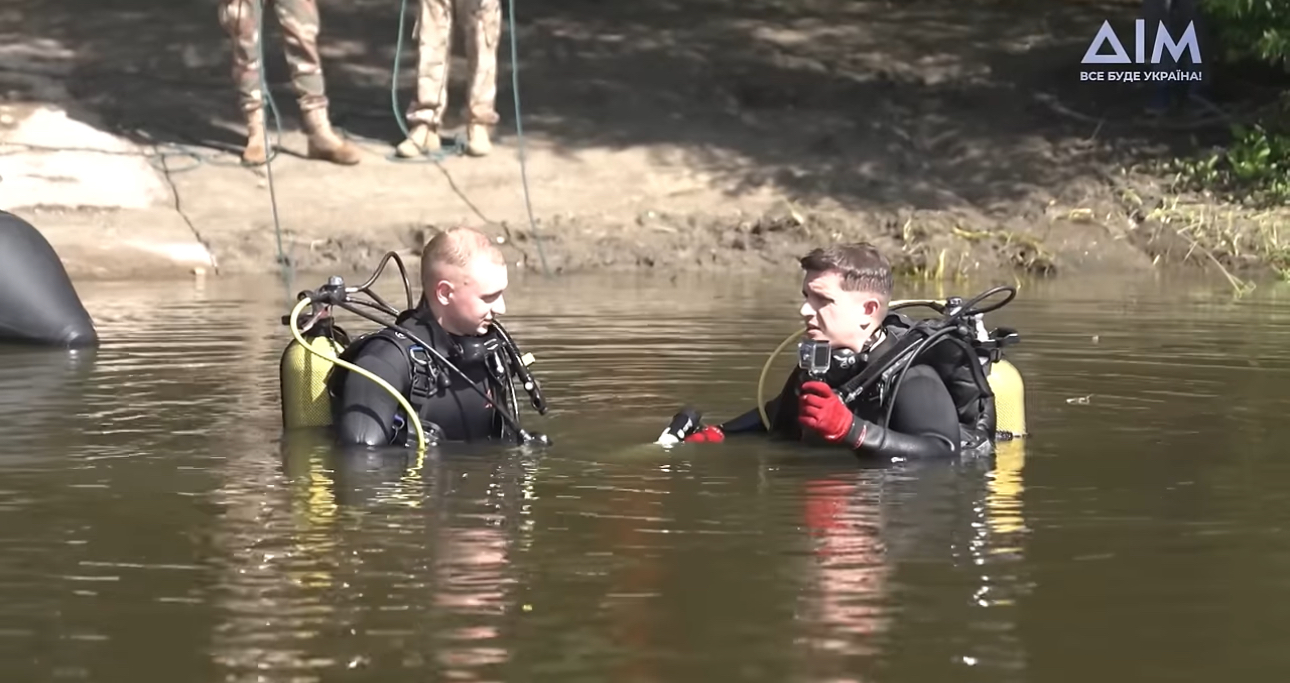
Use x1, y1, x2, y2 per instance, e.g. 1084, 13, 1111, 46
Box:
490, 319, 547, 415
870, 321, 995, 456
331, 297, 527, 441
837, 285, 1016, 404
349, 250, 416, 312
957, 285, 1016, 317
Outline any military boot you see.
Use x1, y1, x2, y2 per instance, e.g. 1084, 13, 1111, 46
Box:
396, 123, 441, 158
302, 108, 361, 165
465, 123, 492, 157
241, 107, 267, 166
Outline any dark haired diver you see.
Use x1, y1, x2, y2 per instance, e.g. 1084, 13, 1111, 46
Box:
658, 242, 1024, 460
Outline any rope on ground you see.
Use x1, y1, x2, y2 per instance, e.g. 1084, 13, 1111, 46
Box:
154, 144, 216, 273
0, 140, 239, 172
1031, 91, 1276, 131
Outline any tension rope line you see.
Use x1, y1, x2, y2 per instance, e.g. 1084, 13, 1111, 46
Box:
386, 0, 550, 276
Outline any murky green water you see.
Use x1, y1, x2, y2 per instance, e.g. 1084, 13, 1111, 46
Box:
2, 270, 1289, 682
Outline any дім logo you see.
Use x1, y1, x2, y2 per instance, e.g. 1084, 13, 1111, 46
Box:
1079, 20, 1202, 82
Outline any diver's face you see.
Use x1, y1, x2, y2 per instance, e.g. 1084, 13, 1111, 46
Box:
430, 256, 508, 336
799, 269, 883, 353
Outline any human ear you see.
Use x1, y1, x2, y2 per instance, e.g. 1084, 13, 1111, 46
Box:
433, 280, 454, 305
856, 297, 882, 334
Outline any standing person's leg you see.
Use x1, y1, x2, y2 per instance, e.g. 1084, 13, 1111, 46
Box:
459, 0, 501, 157
398, 0, 455, 157
217, 0, 270, 164
274, 0, 361, 164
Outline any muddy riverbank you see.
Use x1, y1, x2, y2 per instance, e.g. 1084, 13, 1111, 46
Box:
1, 0, 1285, 282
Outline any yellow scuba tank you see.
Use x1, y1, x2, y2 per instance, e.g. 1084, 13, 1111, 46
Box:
280, 330, 346, 429
986, 357, 1027, 439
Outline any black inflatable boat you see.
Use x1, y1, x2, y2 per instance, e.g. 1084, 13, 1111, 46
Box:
0, 211, 99, 348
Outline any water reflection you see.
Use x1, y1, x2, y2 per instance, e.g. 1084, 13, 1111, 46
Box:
987, 441, 1027, 548
784, 442, 1031, 682
204, 432, 538, 681
0, 347, 98, 455
967, 441, 1031, 676
3, 272, 1288, 682
797, 473, 890, 663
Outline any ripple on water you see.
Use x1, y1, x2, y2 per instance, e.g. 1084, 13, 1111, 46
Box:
0, 276, 1286, 682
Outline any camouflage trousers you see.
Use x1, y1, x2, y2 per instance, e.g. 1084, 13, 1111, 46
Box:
407, 0, 501, 128
218, 0, 329, 114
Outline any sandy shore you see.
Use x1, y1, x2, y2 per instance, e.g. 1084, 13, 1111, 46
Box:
1, 0, 1283, 282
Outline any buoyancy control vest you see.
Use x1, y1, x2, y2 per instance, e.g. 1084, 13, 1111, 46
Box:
766, 309, 1020, 456
864, 311, 998, 454
325, 309, 514, 446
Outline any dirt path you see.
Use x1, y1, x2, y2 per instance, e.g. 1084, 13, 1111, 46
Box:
1, 0, 1283, 281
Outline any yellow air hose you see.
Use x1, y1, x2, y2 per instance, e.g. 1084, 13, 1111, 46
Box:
755, 299, 933, 431
757, 329, 805, 431
288, 297, 428, 451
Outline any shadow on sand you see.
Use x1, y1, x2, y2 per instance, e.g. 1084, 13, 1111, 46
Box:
1, 0, 1282, 216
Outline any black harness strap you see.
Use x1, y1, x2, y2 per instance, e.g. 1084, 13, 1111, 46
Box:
787, 313, 999, 453
328, 316, 512, 446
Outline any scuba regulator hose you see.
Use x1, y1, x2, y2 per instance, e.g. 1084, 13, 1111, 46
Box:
757, 331, 806, 432
754, 288, 1016, 432
289, 295, 428, 450
835, 285, 1015, 406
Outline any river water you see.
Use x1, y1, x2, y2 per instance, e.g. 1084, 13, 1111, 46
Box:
1, 270, 1288, 682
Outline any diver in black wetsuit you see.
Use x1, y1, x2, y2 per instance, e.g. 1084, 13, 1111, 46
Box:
327, 227, 536, 447
666, 242, 994, 461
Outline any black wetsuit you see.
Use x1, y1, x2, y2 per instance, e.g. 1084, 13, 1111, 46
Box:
720, 333, 974, 460
329, 308, 504, 447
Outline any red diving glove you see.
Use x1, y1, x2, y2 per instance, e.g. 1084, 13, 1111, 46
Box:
684, 425, 725, 443
655, 407, 724, 445
798, 381, 867, 447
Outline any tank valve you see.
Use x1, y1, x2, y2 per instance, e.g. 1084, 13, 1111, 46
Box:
317, 276, 347, 304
